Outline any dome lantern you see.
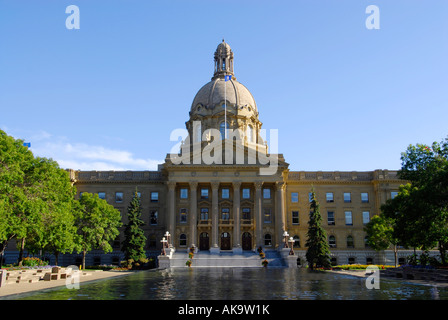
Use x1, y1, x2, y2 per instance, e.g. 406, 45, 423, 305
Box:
213, 39, 234, 80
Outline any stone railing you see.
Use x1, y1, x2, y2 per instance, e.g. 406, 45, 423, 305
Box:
287, 170, 401, 182
74, 171, 163, 182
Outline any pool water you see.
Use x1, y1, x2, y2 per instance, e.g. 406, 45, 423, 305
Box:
5, 267, 448, 300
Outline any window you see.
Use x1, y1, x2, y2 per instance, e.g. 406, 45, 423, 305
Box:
291, 192, 298, 203
365, 236, 370, 248
348, 257, 356, 265
330, 257, 338, 266
180, 208, 187, 224
221, 188, 230, 199
179, 234, 187, 247
201, 208, 209, 220
263, 188, 271, 199
242, 188, 250, 199
326, 192, 334, 203
327, 211, 335, 225
329, 235, 336, 248
247, 125, 254, 142
309, 192, 313, 203
220, 121, 229, 139
292, 211, 299, 225
391, 191, 398, 199
115, 192, 123, 203
361, 192, 369, 203
344, 192, 351, 203
150, 211, 158, 225
347, 235, 354, 248
264, 208, 271, 223
180, 188, 188, 199
195, 123, 202, 143
242, 208, 251, 220
264, 234, 272, 246
293, 235, 300, 248
150, 192, 159, 202
148, 234, 156, 248
201, 188, 209, 199
79, 192, 83, 199
362, 211, 370, 224
345, 211, 353, 225
366, 257, 374, 265
137, 192, 141, 199
98, 192, 106, 200
221, 208, 230, 220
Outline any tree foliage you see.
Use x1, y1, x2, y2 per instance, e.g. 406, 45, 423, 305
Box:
305, 189, 331, 269
121, 190, 147, 263
74, 192, 122, 269
381, 137, 448, 264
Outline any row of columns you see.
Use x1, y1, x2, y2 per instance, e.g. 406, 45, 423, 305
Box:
167, 180, 286, 250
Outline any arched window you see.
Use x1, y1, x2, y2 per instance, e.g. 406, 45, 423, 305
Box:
179, 234, 187, 247
220, 121, 229, 139
264, 234, 272, 246
346, 235, 354, 248
329, 235, 336, 248
247, 125, 254, 142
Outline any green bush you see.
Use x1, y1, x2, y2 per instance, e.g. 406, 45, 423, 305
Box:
22, 257, 48, 267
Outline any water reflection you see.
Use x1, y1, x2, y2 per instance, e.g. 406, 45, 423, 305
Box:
5, 268, 448, 300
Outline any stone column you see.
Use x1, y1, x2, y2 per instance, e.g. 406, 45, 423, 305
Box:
275, 181, 286, 249
189, 181, 198, 249
167, 181, 176, 248
232, 181, 242, 254
254, 181, 263, 248
210, 181, 220, 253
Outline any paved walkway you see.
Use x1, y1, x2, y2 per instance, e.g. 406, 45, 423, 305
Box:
0, 270, 135, 299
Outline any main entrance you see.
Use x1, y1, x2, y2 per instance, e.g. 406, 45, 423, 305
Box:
242, 232, 252, 250
221, 232, 231, 250
199, 232, 209, 251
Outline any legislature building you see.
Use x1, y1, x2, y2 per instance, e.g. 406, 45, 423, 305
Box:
4, 41, 404, 267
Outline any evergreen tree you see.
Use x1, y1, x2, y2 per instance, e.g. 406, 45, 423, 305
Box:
121, 190, 147, 263
305, 189, 331, 269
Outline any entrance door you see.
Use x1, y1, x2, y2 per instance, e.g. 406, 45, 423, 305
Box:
221, 232, 231, 250
242, 232, 252, 251
199, 232, 209, 251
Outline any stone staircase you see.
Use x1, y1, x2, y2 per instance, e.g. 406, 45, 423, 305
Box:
169, 250, 285, 268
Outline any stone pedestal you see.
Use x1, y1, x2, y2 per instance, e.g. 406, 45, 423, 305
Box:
158, 256, 171, 269
280, 248, 297, 268
210, 246, 220, 254
0, 269, 7, 287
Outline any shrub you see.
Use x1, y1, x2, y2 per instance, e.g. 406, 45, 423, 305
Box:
22, 257, 48, 267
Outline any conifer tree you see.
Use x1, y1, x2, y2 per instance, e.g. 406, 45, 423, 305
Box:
305, 189, 331, 269
121, 190, 147, 263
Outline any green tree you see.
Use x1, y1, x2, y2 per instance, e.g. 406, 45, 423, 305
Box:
19, 157, 79, 265
74, 192, 122, 269
121, 190, 147, 265
391, 138, 448, 264
364, 215, 398, 266
305, 189, 331, 269
0, 130, 37, 265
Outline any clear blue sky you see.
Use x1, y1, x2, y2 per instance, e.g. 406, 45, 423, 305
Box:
1, 0, 447, 172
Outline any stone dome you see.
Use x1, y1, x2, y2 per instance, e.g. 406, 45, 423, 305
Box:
190, 40, 258, 118
190, 78, 257, 116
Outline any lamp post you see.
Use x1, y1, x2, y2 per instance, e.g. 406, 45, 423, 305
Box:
288, 237, 295, 255
160, 237, 167, 256
283, 231, 289, 248
165, 231, 171, 248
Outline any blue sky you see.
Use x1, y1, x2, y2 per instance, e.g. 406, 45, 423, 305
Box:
1, 0, 447, 172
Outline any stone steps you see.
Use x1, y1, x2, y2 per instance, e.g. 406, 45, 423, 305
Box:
169, 251, 285, 268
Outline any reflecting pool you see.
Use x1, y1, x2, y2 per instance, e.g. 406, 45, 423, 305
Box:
5, 268, 448, 300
